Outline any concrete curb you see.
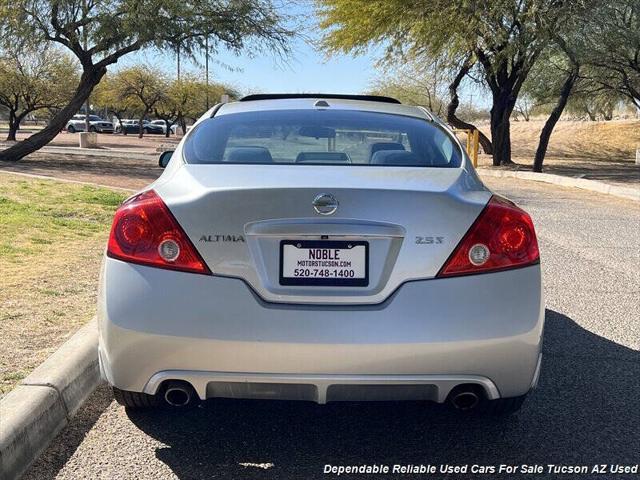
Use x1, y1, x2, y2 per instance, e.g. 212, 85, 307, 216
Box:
0, 319, 101, 480
477, 168, 640, 202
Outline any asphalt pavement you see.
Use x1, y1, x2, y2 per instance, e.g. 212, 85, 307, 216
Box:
23, 177, 640, 480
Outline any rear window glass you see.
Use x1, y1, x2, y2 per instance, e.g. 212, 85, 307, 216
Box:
184, 109, 461, 167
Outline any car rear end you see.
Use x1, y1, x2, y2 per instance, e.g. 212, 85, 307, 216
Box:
93, 121, 114, 133
98, 96, 543, 413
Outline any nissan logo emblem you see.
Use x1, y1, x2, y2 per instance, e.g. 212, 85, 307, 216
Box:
312, 193, 339, 215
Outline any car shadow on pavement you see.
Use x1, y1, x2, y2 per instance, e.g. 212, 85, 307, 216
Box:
127, 309, 639, 479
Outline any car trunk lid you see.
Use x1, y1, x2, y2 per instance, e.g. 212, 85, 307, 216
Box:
155, 164, 490, 304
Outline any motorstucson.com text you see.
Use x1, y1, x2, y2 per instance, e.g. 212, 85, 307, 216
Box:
323, 464, 639, 476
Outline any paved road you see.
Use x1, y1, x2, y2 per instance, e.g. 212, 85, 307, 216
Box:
24, 178, 640, 480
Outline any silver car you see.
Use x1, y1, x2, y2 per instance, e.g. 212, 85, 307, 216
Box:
98, 94, 543, 414
66, 114, 114, 133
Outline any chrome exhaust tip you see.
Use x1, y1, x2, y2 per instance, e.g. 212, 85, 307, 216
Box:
450, 391, 480, 411
163, 383, 193, 407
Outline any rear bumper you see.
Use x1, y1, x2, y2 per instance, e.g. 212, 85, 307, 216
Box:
140, 371, 501, 404
98, 259, 544, 402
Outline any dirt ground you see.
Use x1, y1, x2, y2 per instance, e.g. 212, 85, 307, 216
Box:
4, 130, 180, 154
0, 152, 161, 190
475, 119, 640, 187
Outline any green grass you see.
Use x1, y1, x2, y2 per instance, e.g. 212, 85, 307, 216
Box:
0, 178, 126, 263
0, 173, 128, 396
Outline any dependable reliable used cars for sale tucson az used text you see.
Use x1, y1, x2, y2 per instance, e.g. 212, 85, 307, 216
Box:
98, 94, 543, 415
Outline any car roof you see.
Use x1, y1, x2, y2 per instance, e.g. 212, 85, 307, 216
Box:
215, 95, 433, 121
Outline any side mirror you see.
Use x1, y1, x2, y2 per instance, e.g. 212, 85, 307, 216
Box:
159, 150, 174, 168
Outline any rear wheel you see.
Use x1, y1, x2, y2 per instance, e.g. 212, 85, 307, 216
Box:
67, 125, 76, 133
112, 387, 159, 409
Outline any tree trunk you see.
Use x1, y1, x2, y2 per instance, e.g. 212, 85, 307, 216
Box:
6, 111, 18, 142
489, 92, 517, 166
446, 61, 493, 155
138, 111, 148, 138
164, 120, 170, 138
533, 67, 579, 173
0, 67, 107, 162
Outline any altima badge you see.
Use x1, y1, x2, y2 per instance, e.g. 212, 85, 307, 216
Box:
312, 193, 339, 215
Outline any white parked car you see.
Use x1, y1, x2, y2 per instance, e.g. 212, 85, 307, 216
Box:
99, 94, 542, 415
66, 114, 114, 133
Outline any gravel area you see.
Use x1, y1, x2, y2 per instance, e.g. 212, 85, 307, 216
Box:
22, 177, 640, 480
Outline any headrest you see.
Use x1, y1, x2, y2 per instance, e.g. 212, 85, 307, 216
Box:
368, 142, 405, 160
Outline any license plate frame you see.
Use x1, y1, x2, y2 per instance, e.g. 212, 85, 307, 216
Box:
279, 240, 369, 287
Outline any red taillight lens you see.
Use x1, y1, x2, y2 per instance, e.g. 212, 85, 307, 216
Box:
107, 190, 210, 275
437, 195, 539, 277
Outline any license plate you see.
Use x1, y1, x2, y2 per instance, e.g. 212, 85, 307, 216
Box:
280, 240, 369, 286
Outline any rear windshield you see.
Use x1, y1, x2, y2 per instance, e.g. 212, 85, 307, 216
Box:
184, 109, 462, 167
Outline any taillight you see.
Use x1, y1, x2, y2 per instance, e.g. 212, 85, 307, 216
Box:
437, 195, 539, 277
107, 190, 211, 275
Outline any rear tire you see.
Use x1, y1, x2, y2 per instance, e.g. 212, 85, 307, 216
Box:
67, 125, 75, 133
112, 387, 159, 409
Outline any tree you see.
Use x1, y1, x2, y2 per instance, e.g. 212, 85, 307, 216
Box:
153, 76, 237, 137
182, 80, 238, 122
566, 88, 624, 121
369, 58, 448, 116
0, 0, 292, 161
0, 44, 78, 141
117, 66, 166, 138
582, 1, 640, 109
92, 74, 137, 134
153, 81, 183, 138
514, 95, 535, 122
318, 0, 585, 166
444, 56, 493, 154
532, 53, 579, 172
371, 54, 493, 154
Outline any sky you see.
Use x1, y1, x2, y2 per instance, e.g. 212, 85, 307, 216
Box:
122, 36, 380, 96
118, 3, 485, 107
